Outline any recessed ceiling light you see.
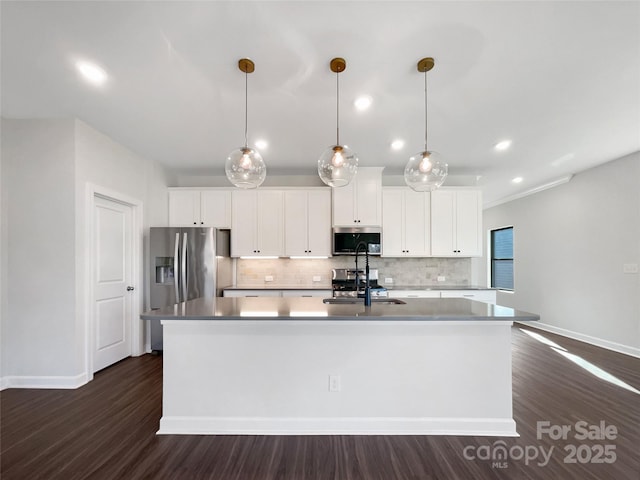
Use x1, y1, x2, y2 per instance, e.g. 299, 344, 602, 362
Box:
391, 139, 405, 151
76, 60, 108, 86
354, 95, 372, 111
494, 140, 512, 151
512, 176, 523, 184
255, 139, 268, 150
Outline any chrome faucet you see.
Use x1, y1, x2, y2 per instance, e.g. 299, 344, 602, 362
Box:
354, 241, 372, 307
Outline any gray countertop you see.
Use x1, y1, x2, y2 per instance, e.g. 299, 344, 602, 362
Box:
141, 296, 539, 322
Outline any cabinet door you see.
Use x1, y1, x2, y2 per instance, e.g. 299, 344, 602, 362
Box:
231, 190, 257, 256
355, 176, 381, 226
455, 190, 482, 256
430, 190, 456, 256
332, 182, 357, 226
284, 190, 309, 256
200, 190, 231, 228
256, 191, 283, 256
391, 290, 441, 298
403, 190, 429, 256
440, 290, 496, 304
382, 189, 404, 256
306, 190, 332, 256
169, 190, 200, 226
281, 289, 332, 298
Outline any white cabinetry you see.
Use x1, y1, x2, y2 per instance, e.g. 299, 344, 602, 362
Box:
440, 290, 497, 304
169, 189, 231, 228
284, 189, 331, 257
389, 290, 441, 299
224, 289, 332, 298
430, 189, 482, 257
382, 188, 430, 257
281, 289, 332, 298
332, 167, 383, 226
391, 289, 496, 303
231, 190, 283, 257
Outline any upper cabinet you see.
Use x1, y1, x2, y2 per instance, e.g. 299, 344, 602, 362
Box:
382, 188, 431, 257
169, 189, 231, 228
332, 167, 383, 226
284, 189, 331, 257
430, 189, 482, 257
231, 190, 283, 257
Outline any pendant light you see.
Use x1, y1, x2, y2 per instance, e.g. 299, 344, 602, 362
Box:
318, 58, 358, 188
404, 57, 448, 192
225, 58, 266, 189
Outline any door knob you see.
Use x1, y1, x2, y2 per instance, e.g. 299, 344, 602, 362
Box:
126, 286, 135, 291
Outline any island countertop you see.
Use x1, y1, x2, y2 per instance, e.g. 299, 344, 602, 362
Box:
140, 296, 539, 322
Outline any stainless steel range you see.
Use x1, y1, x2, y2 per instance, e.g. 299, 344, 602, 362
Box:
331, 268, 388, 298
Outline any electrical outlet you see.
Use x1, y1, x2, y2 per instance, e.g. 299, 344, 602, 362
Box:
437, 276, 446, 282
329, 375, 341, 392
384, 277, 393, 284
265, 275, 274, 282
313, 275, 322, 282
623, 263, 639, 274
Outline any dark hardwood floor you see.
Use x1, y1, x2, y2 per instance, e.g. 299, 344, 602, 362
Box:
2, 325, 639, 479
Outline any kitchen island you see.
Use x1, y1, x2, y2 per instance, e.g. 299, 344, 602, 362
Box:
141, 297, 539, 437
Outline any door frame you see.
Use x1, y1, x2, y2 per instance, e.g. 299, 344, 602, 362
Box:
85, 183, 143, 381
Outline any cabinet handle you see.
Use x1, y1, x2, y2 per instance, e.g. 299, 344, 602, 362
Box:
200, 222, 204, 225
193, 222, 197, 225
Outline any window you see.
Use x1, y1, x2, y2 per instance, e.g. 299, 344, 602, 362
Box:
491, 227, 513, 290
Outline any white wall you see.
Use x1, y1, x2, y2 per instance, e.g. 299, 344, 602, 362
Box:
476, 152, 640, 355
1, 118, 169, 387
1, 119, 78, 379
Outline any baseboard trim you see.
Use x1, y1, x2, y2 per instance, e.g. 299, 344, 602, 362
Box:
157, 416, 519, 437
0, 372, 89, 390
517, 321, 640, 358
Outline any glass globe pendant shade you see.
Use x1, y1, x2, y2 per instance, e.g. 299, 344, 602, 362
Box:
318, 145, 358, 188
404, 150, 448, 192
225, 146, 266, 189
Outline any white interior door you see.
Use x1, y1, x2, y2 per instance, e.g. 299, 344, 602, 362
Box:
93, 196, 133, 372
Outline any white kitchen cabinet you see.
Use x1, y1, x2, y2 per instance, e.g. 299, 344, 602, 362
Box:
223, 289, 332, 298
430, 189, 482, 257
440, 290, 496, 304
223, 289, 282, 297
169, 189, 231, 228
391, 289, 496, 303
382, 188, 430, 257
231, 190, 283, 257
389, 290, 441, 299
332, 167, 383, 226
284, 189, 331, 257
281, 289, 332, 298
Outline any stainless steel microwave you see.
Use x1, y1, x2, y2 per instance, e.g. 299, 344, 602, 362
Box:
332, 227, 381, 256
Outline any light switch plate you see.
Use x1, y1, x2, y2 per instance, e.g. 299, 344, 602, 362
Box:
437, 276, 446, 282
384, 277, 393, 284
313, 275, 322, 282
623, 263, 639, 274
265, 275, 274, 282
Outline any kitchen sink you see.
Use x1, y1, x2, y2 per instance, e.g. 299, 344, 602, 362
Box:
322, 298, 406, 305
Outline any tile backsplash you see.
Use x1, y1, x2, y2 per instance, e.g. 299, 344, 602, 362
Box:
236, 257, 472, 287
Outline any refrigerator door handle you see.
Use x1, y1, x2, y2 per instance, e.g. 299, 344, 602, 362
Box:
173, 232, 180, 302
181, 232, 188, 301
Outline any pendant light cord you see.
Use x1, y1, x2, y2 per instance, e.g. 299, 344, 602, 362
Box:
424, 69, 428, 152
244, 70, 249, 148
336, 69, 340, 146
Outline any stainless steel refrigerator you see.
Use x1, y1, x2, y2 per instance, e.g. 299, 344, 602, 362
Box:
149, 227, 233, 351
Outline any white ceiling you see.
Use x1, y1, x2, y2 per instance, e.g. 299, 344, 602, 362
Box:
2, 1, 639, 205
